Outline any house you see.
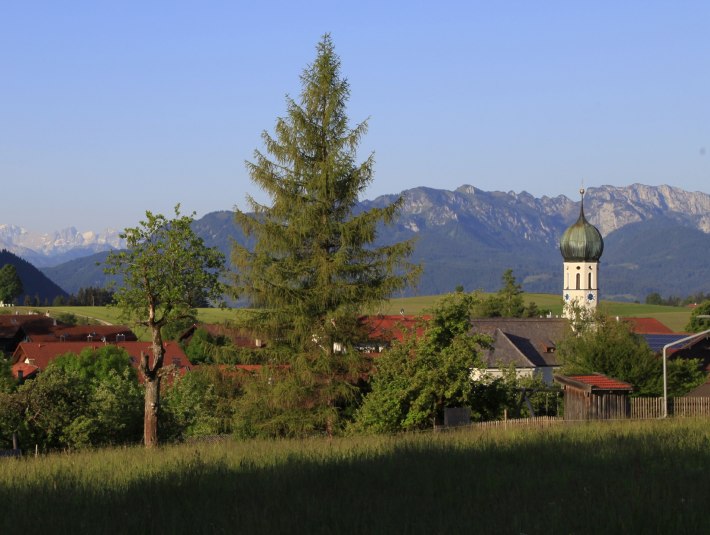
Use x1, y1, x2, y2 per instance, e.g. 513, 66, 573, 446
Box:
470, 318, 568, 385
0, 314, 137, 352
555, 373, 633, 420
618, 317, 710, 386
0, 323, 25, 355
624, 317, 674, 334
11, 361, 40, 382
685, 378, 710, 397
11, 340, 191, 379
179, 323, 267, 349
356, 314, 429, 353
632, 329, 710, 377
0, 314, 68, 355
28, 324, 138, 343
180, 316, 429, 357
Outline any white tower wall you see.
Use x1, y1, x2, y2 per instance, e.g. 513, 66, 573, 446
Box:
563, 260, 599, 317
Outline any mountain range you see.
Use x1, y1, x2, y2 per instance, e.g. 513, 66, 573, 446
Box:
3, 183, 709, 303
0, 224, 123, 267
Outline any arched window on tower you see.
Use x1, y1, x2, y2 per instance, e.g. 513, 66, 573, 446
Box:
576, 273, 581, 290
588, 272, 593, 289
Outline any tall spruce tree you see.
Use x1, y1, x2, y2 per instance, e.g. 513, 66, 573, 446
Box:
232, 35, 418, 434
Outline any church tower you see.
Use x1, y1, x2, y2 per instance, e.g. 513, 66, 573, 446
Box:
559, 189, 604, 318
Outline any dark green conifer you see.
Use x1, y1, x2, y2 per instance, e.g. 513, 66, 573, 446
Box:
232, 35, 419, 435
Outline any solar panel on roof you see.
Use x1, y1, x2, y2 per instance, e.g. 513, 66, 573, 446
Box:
641, 333, 692, 352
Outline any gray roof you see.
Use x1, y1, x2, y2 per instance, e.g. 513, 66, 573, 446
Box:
685, 380, 710, 397
471, 318, 568, 369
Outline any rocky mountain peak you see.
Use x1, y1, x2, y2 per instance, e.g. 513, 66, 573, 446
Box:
0, 225, 125, 267
583, 184, 710, 235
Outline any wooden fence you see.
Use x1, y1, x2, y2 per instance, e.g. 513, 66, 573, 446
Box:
630, 397, 710, 419
442, 398, 710, 433
469, 415, 564, 430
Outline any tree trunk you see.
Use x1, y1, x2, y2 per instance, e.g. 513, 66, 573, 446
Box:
140, 319, 165, 448
144, 377, 160, 448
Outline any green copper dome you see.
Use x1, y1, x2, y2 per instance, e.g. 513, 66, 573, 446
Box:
559, 190, 604, 262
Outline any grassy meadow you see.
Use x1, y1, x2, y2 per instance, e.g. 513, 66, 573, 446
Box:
10, 294, 693, 335
1, 419, 709, 534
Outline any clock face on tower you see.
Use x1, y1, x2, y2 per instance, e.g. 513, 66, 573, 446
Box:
587, 293, 595, 301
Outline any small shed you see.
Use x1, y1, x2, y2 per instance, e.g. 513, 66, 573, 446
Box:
555, 373, 633, 420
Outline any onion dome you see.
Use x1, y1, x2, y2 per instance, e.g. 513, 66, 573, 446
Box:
559, 189, 604, 262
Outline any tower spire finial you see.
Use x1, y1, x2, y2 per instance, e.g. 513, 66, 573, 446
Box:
578, 184, 586, 220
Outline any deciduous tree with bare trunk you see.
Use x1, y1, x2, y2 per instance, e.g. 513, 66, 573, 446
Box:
105, 206, 225, 447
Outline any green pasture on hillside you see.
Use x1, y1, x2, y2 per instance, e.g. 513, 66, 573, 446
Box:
1, 419, 709, 533
383, 294, 692, 331
9, 295, 693, 333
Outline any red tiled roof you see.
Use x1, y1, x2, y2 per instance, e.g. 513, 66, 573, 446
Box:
179, 323, 265, 349
567, 374, 633, 390
11, 341, 190, 372
0, 314, 63, 336
0, 314, 56, 326
624, 317, 674, 334
29, 325, 138, 343
214, 363, 290, 373
358, 315, 430, 343
233, 364, 265, 372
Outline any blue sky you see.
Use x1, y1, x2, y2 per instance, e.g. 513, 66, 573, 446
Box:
2, 1, 708, 232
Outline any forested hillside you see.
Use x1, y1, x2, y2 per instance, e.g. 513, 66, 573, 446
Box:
0, 249, 68, 304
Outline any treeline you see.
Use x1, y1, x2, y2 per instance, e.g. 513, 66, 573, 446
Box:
56, 286, 115, 307
1, 249, 68, 304
473, 269, 549, 318
645, 291, 710, 307
21, 286, 116, 307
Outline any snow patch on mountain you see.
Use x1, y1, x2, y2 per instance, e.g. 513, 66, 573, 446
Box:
0, 224, 124, 267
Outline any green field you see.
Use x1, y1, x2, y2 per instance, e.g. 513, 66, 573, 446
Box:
380, 294, 692, 331
1, 419, 709, 533
10, 294, 693, 334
